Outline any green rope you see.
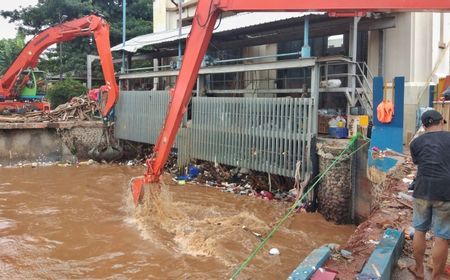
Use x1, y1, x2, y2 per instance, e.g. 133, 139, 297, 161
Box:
230, 134, 366, 280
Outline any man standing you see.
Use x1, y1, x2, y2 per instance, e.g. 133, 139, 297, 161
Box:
409, 110, 450, 280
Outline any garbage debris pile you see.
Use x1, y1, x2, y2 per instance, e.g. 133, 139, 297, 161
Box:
170, 160, 303, 203
120, 148, 177, 168
325, 157, 450, 279
0, 96, 99, 123
323, 159, 414, 279
1, 157, 99, 169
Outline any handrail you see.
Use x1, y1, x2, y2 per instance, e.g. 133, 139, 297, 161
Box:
356, 61, 374, 83
362, 61, 374, 81
355, 74, 373, 110
355, 63, 373, 95
319, 58, 374, 116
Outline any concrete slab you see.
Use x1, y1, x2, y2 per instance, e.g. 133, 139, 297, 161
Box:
287, 246, 331, 280
357, 228, 405, 280
0, 121, 103, 129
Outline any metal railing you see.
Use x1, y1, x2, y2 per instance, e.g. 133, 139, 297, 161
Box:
320, 59, 374, 116
191, 97, 314, 178
115, 91, 315, 180
114, 91, 186, 145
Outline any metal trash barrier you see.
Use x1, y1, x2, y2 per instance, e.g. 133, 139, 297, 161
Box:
115, 91, 170, 144
191, 97, 314, 178
115, 91, 315, 179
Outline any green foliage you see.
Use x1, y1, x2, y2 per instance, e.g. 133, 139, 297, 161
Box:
0, 34, 26, 75
1, 0, 153, 78
46, 79, 87, 109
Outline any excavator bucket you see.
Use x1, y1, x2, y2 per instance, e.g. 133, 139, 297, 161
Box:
130, 176, 145, 205
88, 124, 123, 162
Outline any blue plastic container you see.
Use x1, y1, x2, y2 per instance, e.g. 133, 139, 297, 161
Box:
328, 127, 348, 138
335, 127, 348, 138
328, 127, 337, 138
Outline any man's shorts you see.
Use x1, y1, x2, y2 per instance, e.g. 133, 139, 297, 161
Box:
413, 198, 450, 239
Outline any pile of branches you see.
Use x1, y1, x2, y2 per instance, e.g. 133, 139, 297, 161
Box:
0, 96, 99, 123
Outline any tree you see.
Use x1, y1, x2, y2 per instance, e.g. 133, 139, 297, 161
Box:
0, 33, 26, 75
1, 0, 153, 78
46, 79, 87, 108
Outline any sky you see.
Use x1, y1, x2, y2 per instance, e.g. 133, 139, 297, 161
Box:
0, 0, 38, 39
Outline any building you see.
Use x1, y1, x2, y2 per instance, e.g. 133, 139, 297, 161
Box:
111, 1, 450, 181
115, 2, 449, 135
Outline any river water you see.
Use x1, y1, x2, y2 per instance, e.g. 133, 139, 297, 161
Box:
0, 165, 355, 279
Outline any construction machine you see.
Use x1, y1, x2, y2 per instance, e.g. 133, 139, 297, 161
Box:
0, 14, 122, 160
0, 14, 118, 117
0, 69, 50, 113
130, 0, 450, 204
19, 70, 48, 100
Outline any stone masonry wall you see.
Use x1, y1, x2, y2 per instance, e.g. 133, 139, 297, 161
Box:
316, 139, 353, 224
58, 127, 103, 159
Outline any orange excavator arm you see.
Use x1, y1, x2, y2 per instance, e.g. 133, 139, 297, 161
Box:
0, 14, 118, 117
130, 0, 450, 204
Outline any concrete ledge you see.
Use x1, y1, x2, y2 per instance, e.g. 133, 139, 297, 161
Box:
0, 121, 103, 129
357, 228, 404, 280
0, 128, 73, 164
287, 246, 331, 280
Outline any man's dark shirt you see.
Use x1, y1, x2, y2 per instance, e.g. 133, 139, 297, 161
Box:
410, 131, 450, 201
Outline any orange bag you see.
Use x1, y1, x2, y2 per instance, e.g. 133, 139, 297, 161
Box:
377, 82, 395, 123
377, 100, 394, 123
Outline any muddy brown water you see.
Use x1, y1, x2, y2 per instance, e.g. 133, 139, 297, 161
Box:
0, 165, 355, 279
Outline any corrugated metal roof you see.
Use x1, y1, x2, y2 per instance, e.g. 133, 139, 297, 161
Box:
112, 12, 324, 53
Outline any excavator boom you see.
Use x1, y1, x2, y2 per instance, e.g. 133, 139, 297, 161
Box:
0, 14, 118, 117
131, 0, 450, 204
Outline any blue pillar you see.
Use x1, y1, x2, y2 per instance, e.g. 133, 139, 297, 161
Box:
301, 18, 311, 58
392, 77, 405, 130
358, 229, 405, 280
369, 76, 405, 172
372, 77, 384, 127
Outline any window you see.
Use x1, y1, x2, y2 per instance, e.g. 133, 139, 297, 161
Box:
327, 35, 344, 49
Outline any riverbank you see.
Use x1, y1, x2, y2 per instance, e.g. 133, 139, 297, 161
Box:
325, 158, 450, 279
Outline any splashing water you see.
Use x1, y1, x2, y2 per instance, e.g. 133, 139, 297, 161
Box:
1, 165, 355, 279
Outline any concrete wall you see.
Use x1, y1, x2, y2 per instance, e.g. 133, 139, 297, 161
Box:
368, 13, 413, 81
0, 129, 73, 165
404, 82, 432, 145
0, 126, 104, 165
368, 12, 450, 83
243, 44, 278, 96
153, 0, 199, 32
153, 0, 169, 32
423, 13, 450, 82
367, 30, 381, 76
368, 13, 450, 144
